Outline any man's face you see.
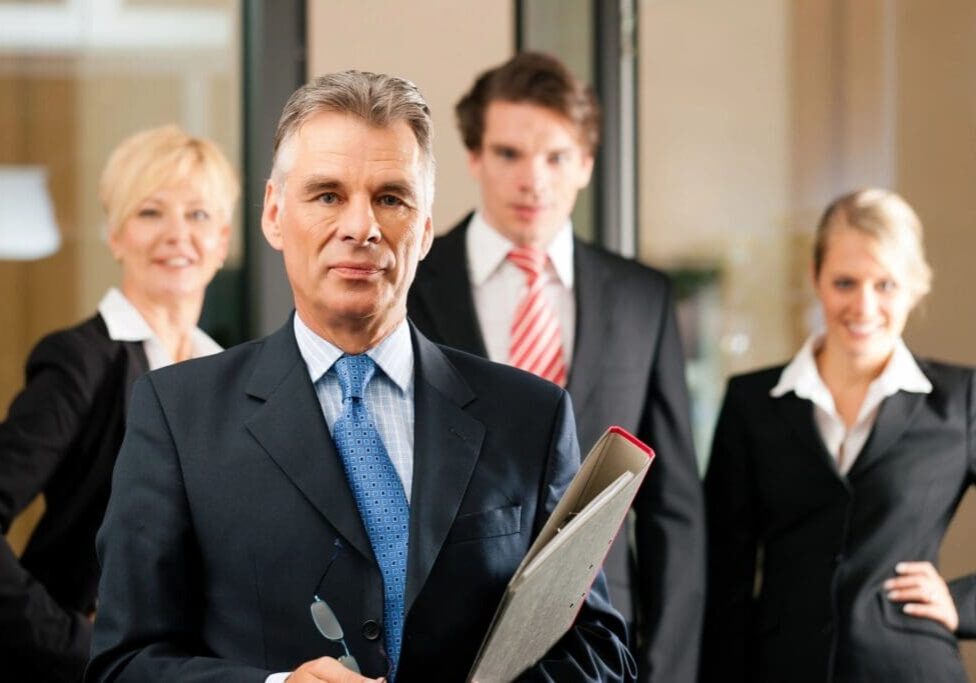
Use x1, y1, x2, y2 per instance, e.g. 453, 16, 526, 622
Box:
468, 100, 593, 249
262, 112, 433, 343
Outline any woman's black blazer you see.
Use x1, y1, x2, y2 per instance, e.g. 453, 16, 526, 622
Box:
701, 357, 976, 683
0, 314, 148, 682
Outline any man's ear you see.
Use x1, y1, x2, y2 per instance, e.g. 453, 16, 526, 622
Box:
261, 180, 284, 251
466, 148, 483, 179
419, 215, 434, 260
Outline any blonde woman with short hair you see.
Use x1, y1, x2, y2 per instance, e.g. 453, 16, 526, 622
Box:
702, 189, 975, 682
0, 125, 238, 681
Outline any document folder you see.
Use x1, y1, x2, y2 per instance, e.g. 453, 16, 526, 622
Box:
468, 426, 655, 683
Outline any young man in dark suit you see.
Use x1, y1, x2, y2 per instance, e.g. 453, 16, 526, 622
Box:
88, 70, 633, 683
407, 52, 705, 683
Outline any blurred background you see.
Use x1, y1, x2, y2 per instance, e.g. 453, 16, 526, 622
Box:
2, 0, 975, 672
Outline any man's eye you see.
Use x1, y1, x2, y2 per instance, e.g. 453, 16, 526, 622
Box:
317, 192, 339, 204
833, 278, 854, 289
378, 195, 403, 207
496, 148, 518, 161
878, 279, 898, 293
549, 152, 567, 165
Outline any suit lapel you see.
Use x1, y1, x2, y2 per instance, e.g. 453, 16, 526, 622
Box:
566, 242, 611, 409
774, 392, 848, 484
93, 312, 148, 417
849, 390, 926, 478
121, 341, 148, 416
244, 321, 373, 562
405, 326, 485, 615
412, 215, 488, 357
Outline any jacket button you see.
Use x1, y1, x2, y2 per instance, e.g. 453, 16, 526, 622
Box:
362, 620, 382, 641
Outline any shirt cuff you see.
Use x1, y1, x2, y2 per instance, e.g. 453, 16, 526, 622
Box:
265, 673, 291, 683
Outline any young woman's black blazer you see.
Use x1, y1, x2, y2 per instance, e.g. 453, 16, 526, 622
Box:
701, 358, 976, 683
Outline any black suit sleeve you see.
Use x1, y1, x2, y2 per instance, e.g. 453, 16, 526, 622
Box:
699, 380, 759, 683
0, 332, 102, 680
86, 377, 270, 683
632, 283, 706, 683
948, 368, 976, 637
520, 391, 637, 682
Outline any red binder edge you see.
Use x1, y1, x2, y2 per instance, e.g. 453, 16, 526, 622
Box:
608, 425, 655, 457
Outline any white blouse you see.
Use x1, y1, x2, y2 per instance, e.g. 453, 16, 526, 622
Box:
769, 335, 932, 475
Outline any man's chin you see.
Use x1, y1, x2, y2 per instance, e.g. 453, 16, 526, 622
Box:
509, 220, 562, 249
315, 299, 398, 327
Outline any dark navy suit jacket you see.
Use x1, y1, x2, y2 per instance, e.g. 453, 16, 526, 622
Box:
87, 319, 634, 682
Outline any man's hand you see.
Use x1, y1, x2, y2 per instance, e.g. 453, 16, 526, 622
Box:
286, 657, 384, 683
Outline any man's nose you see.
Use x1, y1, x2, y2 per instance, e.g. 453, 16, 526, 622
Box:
339, 196, 381, 244
517, 157, 547, 194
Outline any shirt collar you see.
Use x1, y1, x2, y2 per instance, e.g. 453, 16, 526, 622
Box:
875, 337, 933, 395
293, 313, 413, 393
97, 287, 222, 357
466, 210, 575, 288
770, 334, 932, 402
770, 335, 833, 409
99, 287, 155, 342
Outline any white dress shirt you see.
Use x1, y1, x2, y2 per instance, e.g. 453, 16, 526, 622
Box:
466, 211, 576, 367
770, 335, 932, 475
97, 287, 222, 369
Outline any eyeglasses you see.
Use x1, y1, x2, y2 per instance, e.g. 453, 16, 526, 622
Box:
310, 539, 361, 674
311, 596, 361, 674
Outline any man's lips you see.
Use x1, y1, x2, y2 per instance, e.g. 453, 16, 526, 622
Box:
329, 262, 384, 278
511, 204, 547, 219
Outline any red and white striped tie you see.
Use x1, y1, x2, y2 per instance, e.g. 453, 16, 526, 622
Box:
508, 246, 567, 386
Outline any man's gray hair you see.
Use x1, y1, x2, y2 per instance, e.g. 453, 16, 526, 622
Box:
271, 70, 435, 207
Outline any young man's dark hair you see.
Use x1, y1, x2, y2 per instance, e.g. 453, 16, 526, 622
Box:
455, 51, 601, 153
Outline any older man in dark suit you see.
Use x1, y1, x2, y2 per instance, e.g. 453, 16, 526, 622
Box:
407, 52, 705, 683
87, 71, 633, 683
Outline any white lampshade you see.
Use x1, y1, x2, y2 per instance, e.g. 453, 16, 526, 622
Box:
0, 166, 61, 260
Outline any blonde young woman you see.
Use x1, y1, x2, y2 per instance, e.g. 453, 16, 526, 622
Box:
0, 125, 237, 681
701, 189, 976, 683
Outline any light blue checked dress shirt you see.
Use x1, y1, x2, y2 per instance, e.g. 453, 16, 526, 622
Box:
292, 312, 415, 500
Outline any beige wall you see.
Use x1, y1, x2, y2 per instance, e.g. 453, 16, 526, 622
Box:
893, 0, 976, 675
306, 0, 515, 234
638, 0, 794, 376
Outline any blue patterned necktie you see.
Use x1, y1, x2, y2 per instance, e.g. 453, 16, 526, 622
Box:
331, 354, 410, 679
